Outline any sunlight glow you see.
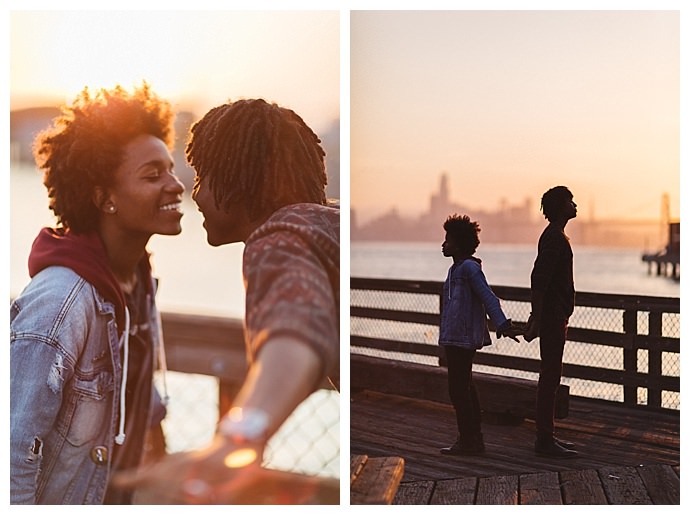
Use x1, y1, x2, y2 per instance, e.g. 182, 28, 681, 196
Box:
223, 448, 258, 469
10, 11, 339, 129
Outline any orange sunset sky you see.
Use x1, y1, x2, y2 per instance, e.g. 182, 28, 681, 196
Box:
351, 9, 681, 225
9, 9, 340, 134
4, 4, 686, 229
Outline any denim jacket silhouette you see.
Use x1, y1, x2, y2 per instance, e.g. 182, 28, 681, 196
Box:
439, 258, 511, 349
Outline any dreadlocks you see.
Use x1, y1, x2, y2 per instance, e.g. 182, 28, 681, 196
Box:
540, 185, 573, 221
186, 98, 327, 221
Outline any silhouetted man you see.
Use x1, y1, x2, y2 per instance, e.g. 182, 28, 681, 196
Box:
524, 186, 578, 458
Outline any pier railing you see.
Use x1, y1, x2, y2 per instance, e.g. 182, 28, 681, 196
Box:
351, 277, 679, 412
156, 312, 339, 478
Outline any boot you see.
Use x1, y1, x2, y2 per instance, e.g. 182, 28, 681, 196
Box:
440, 433, 485, 456
535, 438, 578, 458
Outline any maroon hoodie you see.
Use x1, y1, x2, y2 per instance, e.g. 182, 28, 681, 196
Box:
28, 227, 153, 336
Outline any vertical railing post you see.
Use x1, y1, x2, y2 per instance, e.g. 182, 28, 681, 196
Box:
647, 311, 663, 408
438, 289, 446, 368
622, 309, 638, 407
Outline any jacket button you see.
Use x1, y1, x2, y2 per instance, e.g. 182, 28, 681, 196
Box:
90, 446, 109, 465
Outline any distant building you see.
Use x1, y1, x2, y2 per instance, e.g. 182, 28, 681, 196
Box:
351, 172, 668, 249
10, 107, 60, 163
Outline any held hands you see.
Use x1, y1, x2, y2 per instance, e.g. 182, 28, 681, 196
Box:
112, 432, 338, 504
496, 320, 522, 342
112, 432, 266, 504
113, 408, 272, 504
496, 319, 540, 342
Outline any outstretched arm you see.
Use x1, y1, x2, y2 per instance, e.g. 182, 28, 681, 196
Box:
227, 336, 323, 440
112, 337, 328, 504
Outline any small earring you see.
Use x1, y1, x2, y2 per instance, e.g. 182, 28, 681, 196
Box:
107, 205, 116, 213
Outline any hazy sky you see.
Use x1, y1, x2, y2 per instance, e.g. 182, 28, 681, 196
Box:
9, 9, 340, 133
351, 10, 680, 224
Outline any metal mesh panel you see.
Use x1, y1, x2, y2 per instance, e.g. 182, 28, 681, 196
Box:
154, 372, 339, 478
351, 285, 679, 410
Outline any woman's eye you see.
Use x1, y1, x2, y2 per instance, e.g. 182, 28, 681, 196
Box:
145, 167, 162, 179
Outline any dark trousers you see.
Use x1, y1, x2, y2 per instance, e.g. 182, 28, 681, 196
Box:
536, 316, 568, 441
445, 346, 481, 438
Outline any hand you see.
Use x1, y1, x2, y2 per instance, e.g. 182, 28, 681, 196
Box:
112, 434, 267, 504
496, 321, 523, 342
501, 326, 522, 342
112, 433, 338, 504
523, 314, 540, 342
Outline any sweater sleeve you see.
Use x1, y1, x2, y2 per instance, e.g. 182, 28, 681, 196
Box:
242, 226, 339, 383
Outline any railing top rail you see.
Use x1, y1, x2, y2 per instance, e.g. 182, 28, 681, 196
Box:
351, 277, 680, 312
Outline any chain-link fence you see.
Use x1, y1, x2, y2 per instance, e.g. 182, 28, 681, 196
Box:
351, 281, 680, 411
154, 371, 340, 479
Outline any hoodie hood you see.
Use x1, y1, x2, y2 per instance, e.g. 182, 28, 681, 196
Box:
28, 227, 163, 448
28, 227, 152, 335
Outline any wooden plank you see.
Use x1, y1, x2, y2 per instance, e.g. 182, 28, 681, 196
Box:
636, 464, 680, 504
560, 469, 608, 505
429, 477, 477, 505
351, 306, 439, 325
351, 277, 442, 295
351, 336, 440, 358
598, 466, 652, 505
351, 389, 679, 485
520, 471, 562, 505
393, 481, 435, 505
351, 456, 405, 505
476, 475, 518, 505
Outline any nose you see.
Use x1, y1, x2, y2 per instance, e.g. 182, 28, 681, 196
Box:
166, 172, 185, 194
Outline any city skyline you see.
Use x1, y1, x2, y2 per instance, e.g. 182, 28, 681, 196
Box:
352, 172, 672, 249
352, 170, 674, 227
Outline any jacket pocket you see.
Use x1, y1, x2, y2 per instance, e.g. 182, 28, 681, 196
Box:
58, 372, 115, 447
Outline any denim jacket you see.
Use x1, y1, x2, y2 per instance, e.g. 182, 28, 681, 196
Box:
10, 265, 163, 504
439, 258, 510, 349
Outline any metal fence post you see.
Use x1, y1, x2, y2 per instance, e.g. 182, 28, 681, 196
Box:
647, 311, 663, 408
622, 309, 638, 407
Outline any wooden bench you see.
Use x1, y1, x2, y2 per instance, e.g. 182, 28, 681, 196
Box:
351, 454, 405, 505
351, 353, 569, 422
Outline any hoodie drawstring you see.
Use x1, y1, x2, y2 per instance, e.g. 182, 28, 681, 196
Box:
155, 305, 170, 407
115, 307, 130, 446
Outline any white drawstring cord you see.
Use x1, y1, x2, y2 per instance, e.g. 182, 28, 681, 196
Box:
155, 306, 170, 406
115, 307, 130, 445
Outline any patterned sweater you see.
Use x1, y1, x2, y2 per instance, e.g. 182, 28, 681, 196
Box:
243, 203, 340, 388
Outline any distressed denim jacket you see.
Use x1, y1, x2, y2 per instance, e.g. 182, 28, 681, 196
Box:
10, 266, 162, 504
439, 258, 510, 349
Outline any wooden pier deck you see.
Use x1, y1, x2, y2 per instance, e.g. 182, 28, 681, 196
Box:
350, 390, 680, 504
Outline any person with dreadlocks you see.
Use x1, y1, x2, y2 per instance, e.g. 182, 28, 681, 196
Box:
10, 83, 184, 504
524, 185, 578, 458
115, 98, 339, 504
